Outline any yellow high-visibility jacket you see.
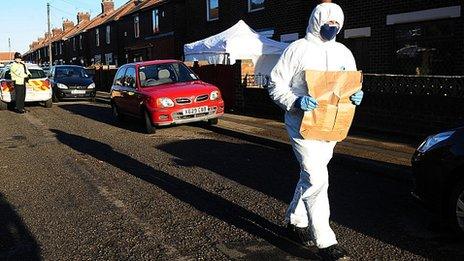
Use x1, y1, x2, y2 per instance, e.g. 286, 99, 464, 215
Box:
10, 61, 31, 85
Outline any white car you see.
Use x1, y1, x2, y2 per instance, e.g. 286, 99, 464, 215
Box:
0, 63, 52, 110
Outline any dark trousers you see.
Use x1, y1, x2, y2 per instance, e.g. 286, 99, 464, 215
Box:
14, 84, 26, 111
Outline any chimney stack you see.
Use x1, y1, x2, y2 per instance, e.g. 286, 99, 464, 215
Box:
62, 19, 75, 31
52, 28, 63, 36
77, 12, 91, 24
102, 0, 114, 14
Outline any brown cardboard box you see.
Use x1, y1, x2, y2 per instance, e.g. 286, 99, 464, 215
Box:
300, 70, 363, 141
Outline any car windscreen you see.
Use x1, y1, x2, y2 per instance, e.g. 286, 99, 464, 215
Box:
138, 63, 198, 88
28, 69, 46, 79
55, 67, 89, 78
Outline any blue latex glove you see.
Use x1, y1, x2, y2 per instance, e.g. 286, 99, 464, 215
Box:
295, 96, 318, 111
350, 90, 364, 106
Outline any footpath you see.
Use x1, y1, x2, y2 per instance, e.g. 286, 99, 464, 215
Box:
96, 91, 416, 179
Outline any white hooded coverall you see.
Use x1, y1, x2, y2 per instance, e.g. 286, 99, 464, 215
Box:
268, 3, 356, 249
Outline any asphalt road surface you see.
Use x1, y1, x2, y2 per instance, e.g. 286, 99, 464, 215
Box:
1, 102, 463, 260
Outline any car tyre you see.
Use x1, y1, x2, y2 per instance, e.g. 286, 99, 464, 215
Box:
44, 98, 53, 108
450, 179, 464, 236
52, 92, 60, 103
207, 118, 219, 126
144, 110, 156, 134
0, 101, 8, 110
111, 102, 124, 122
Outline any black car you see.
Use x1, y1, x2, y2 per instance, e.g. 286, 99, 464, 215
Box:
49, 65, 96, 102
412, 126, 464, 235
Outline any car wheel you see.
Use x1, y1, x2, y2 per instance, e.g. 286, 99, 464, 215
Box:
52, 92, 60, 103
0, 101, 8, 110
207, 118, 219, 125
144, 110, 156, 134
451, 180, 464, 236
111, 102, 124, 122
44, 98, 53, 108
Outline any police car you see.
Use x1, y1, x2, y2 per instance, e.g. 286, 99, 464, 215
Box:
0, 63, 52, 110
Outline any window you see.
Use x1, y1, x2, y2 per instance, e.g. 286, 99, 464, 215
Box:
138, 62, 198, 88
54, 43, 58, 55
55, 67, 90, 78
106, 25, 111, 44
28, 69, 46, 79
79, 35, 83, 50
393, 20, 460, 75
59, 42, 63, 54
134, 15, 140, 38
248, 0, 265, 12
72, 37, 76, 51
114, 67, 127, 86
125, 67, 136, 88
206, 0, 219, 21
96, 28, 100, 46
152, 9, 160, 33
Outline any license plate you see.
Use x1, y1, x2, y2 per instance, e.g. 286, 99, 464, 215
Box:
71, 90, 86, 95
182, 106, 208, 116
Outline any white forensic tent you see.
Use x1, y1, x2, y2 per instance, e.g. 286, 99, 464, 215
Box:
184, 20, 289, 76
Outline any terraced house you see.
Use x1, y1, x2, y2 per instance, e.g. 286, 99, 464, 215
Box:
24, 0, 463, 75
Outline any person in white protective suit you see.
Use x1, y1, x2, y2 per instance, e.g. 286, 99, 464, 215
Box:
268, 3, 363, 261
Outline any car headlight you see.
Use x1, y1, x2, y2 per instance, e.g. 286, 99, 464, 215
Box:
417, 131, 455, 153
157, 97, 174, 108
210, 91, 220, 101
88, 83, 96, 89
57, 83, 68, 89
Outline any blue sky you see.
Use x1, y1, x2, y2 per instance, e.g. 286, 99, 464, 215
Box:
0, 0, 126, 53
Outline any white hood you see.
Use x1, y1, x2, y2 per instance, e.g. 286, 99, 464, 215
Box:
306, 3, 345, 40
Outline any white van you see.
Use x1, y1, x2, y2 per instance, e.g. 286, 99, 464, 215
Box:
0, 63, 52, 110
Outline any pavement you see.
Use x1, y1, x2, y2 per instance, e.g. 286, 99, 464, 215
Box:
0, 98, 463, 260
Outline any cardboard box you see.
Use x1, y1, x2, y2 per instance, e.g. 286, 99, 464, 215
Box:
300, 70, 363, 141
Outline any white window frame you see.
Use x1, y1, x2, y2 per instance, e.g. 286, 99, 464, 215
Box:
96, 28, 100, 47
134, 15, 140, 38
206, 0, 219, 21
152, 9, 160, 33
248, 0, 265, 13
106, 25, 111, 44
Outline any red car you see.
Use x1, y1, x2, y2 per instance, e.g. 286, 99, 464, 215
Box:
110, 60, 224, 133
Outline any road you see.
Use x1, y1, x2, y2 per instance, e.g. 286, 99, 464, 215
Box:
0, 102, 463, 260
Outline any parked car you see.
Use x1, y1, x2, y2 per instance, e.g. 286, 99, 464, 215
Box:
0, 63, 52, 110
411, 126, 464, 235
48, 65, 96, 102
110, 60, 225, 134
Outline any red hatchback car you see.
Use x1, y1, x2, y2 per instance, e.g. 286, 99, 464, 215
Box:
110, 60, 225, 133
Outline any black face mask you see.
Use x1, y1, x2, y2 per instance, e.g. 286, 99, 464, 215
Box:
320, 24, 339, 41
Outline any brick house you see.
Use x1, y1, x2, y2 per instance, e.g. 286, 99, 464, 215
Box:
85, 0, 138, 66
338, 0, 463, 75
24, 0, 463, 75
61, 13, 92, 65
183, 0, 319, 45
116, 0, 186, 64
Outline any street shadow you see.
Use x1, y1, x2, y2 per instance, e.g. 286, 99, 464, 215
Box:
58, 103, 146, 133
157, 138, 462, 260
0, 193, 41, 260
50, 129, 318, 260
